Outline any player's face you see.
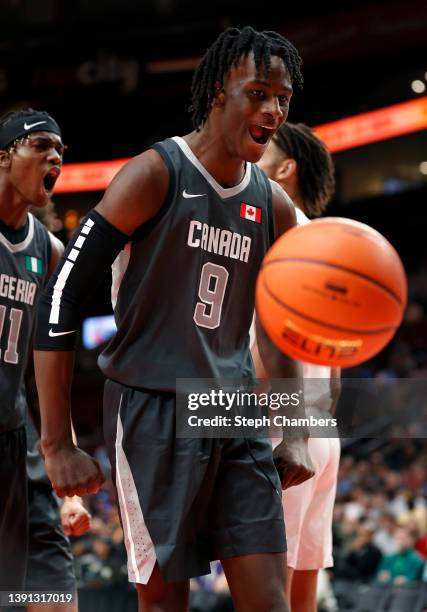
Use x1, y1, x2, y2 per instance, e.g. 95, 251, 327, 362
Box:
219, 54, 293, 163
7, 131, 64, 207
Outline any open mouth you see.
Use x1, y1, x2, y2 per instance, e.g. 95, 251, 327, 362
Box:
43, 168, 60, 193
248, 125, 274, 145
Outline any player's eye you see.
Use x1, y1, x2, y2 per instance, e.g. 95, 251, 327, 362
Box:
278, 96, 290, 107
29, 139, 66, 156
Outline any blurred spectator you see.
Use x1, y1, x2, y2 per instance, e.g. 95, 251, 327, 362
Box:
396, 490, 427, 533
333, 522, 382, 581
414, 527, 427, 560
373, 513, 398, 556
376, 526, 425, 585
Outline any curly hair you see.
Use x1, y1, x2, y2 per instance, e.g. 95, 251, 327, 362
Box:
273, 123, 335, 217
190, 26, 303, 130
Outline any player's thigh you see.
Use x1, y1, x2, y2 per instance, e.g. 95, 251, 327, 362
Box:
222, 552, 288, 612
103, 380, 218, 583
207, 437, 286, 560
293, 437, 339, 570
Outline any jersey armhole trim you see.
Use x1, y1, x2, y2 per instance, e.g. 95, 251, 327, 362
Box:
264, 174, 275, 247
45, 229, 52, 275
131, 143, 176, 241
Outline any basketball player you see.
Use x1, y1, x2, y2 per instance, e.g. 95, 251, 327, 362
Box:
34, 27, 314, 612
256, 122, 341, 612
0, 109, 89, 609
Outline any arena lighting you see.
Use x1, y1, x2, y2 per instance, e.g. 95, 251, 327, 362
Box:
411, 80, 426, 94
313, 97, 427, 154
55, 97, 427, 193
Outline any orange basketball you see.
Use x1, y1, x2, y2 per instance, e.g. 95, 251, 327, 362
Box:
256, 217, 407, 368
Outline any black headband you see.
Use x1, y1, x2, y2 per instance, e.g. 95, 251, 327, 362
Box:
0, 111, 62, 149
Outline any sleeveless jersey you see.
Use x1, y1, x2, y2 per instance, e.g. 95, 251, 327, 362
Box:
0, 214, 51, 432
99, 136, 275, 390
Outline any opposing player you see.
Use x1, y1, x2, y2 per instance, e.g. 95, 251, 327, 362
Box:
0, 108, 64, 590
0, 109, 89, 608
34, 27, 314, 612
257, 122, 341, 612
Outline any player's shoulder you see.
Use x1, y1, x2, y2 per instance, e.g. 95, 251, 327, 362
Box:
96, 146, 171, 235
100, 146, 171, 210
120, 147, 170, 184
269, 178, 294, 210
48, 230, 64, 255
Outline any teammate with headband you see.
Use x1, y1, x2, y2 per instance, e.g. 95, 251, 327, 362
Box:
0, 109, 90, 609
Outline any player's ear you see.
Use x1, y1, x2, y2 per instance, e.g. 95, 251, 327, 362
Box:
276, 158, 297, 182
0, 149, 11, 168
212, 81, 225, 107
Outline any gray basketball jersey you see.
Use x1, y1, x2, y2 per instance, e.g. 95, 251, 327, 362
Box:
99, 136, 274, 390
0, 214, 50, 432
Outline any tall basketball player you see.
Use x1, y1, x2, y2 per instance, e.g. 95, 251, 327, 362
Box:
257, 122, 341, 612
34, 27, 314, 612
0, 110, 89, 610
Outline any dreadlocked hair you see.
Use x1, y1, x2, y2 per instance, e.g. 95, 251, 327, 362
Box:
273, 123, 335, 218
190, 26, 303, 130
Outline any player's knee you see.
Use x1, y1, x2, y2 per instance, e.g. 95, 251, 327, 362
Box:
136, 570, 187, 605
245, 583, 288, 612
251, 597, 289, 612
137, 579, 167, 604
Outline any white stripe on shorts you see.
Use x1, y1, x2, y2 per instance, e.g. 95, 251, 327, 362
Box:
115, 399, 157, 584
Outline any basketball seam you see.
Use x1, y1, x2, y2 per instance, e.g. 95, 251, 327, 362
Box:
261, 276, 397, 335
263, 257, 404, 306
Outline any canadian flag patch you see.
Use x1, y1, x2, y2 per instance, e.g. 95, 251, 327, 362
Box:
240, 202, 262, 223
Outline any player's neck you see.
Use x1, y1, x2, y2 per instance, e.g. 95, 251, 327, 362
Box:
182, 129, 246, 189
285, 188, 304, 214
0, 183, 30, 228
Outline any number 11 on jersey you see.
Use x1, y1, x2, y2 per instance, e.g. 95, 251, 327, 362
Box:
0, 305, 23, 364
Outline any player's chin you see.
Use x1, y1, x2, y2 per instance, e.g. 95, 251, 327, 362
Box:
244, 136, 269, 162
31, 188, 50, 208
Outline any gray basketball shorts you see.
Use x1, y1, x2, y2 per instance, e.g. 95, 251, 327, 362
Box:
3, 485, 77, 611
103, 379, 286, 584
24, 483, 76, 593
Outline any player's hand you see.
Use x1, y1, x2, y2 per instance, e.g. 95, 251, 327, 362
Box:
273, 438, 315, 490
61, 496, 92, 536
43, 444, 105, 498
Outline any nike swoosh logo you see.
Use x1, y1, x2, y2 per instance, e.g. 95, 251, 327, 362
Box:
182, 189, 206, 199
24, 120, 47, 130
49, 328, 77, 337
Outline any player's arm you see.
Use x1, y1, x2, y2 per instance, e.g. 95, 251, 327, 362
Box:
253, 179, 298, 377
254, 181, 314, 489
34, 150, 170, 497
